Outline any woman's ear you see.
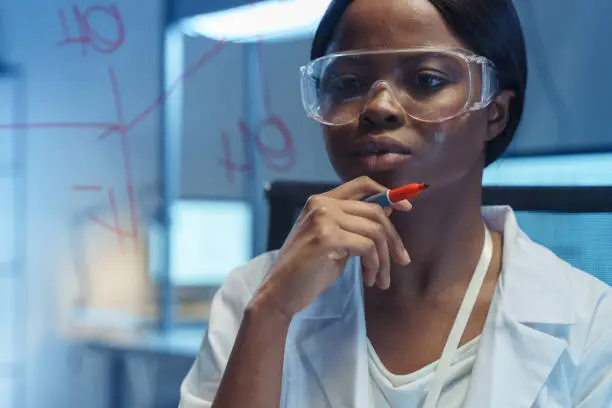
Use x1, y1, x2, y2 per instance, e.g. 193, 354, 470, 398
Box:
485, 90, 515, 142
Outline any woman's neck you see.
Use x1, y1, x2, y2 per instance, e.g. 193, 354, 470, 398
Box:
379, 174, 487, 302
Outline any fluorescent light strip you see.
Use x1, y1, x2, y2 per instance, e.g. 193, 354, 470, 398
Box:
181, 0, 331, 42
483, 153, 612, 186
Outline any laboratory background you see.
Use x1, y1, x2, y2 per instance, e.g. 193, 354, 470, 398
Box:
0, 0, 611, 407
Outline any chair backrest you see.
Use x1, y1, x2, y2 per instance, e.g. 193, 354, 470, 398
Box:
265, 181, 612, 285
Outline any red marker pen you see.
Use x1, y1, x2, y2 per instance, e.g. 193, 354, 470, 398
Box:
362, 183, 429, 207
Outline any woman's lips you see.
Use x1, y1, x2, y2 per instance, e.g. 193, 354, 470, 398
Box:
351, 137, 413, 171
352, 151, 412, 172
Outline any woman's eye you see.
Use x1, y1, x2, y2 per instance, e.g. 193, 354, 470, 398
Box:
330, 75, 365, 91
412, 72, 448, 91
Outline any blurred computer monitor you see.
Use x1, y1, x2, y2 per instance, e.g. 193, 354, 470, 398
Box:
149, 199, 253, 287
513, 211, 612, 285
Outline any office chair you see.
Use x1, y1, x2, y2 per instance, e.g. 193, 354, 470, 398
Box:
265, 181, 612, 285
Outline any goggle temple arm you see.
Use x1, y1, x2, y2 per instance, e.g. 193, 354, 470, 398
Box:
479, 58, 500, 108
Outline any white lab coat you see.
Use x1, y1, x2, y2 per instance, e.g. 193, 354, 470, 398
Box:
179, 206, 612, 407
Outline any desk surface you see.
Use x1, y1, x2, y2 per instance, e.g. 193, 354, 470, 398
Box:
72, 326, 207, 358
69, 308, 208, 357
101, 328, 205, 357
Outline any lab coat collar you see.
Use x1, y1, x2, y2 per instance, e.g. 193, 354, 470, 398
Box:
465, 206, 577, 408
483, 205, 576, 325
293, 257, 370, 408
292, 206, 576, 408
463, 299, 569, 408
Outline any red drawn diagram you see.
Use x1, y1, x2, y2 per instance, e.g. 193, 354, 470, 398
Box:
57, 3, 126, 56
72, 185, 133, 253
0, 3, 297, 253
218, 115, 296, 183
217, 33, 296, 183
69, 65, 140, 253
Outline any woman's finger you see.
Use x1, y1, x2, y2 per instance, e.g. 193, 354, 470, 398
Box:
335, 212, 391, 289
326, 229, 380, 286
391, 199, 413, 212
339, 200, 411, 266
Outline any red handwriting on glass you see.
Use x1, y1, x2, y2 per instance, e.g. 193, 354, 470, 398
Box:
217, 18, 297, 183
71, 185, 136, 254
0, 41, 227, 133
71, 65, 138, 253
0, 40, 227, 253
218, 114, 296, 183
57, 3, 125, 56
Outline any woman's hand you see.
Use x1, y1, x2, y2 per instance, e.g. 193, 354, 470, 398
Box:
251, 176, 412, 319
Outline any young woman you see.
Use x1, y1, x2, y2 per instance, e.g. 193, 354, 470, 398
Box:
180, 0, 612, 407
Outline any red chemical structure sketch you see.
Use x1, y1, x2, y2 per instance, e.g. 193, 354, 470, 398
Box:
72, 185, 134, 253
70, 65, 140, 253
0, 3, 297, 254
217, 36, 296, 183
218, 116, 295, 183
58, 3, 125, 56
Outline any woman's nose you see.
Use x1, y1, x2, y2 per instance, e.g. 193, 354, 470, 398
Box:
359, 84, 406, 130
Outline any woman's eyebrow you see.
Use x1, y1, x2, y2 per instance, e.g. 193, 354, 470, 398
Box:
325, 56, 371, 71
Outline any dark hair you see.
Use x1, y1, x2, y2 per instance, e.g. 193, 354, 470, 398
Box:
311, 0, 528, 166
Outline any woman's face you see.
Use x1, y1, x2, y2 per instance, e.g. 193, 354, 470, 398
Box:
322, 0, 513, 189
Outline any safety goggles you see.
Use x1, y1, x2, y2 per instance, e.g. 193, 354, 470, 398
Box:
299, 47, 499, 125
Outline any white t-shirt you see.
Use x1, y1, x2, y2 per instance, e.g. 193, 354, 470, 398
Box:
368, 336, 481, 407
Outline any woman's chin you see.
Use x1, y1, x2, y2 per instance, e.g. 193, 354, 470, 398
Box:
340, 169, 427, 190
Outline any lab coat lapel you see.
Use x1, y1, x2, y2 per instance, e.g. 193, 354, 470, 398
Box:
293, 258, 370, 408
465, 207, 577, 408
464, 302, 567, 408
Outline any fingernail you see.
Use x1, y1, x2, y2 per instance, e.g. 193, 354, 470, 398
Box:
403, 200, 413, 210
403, 249, 411, 264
